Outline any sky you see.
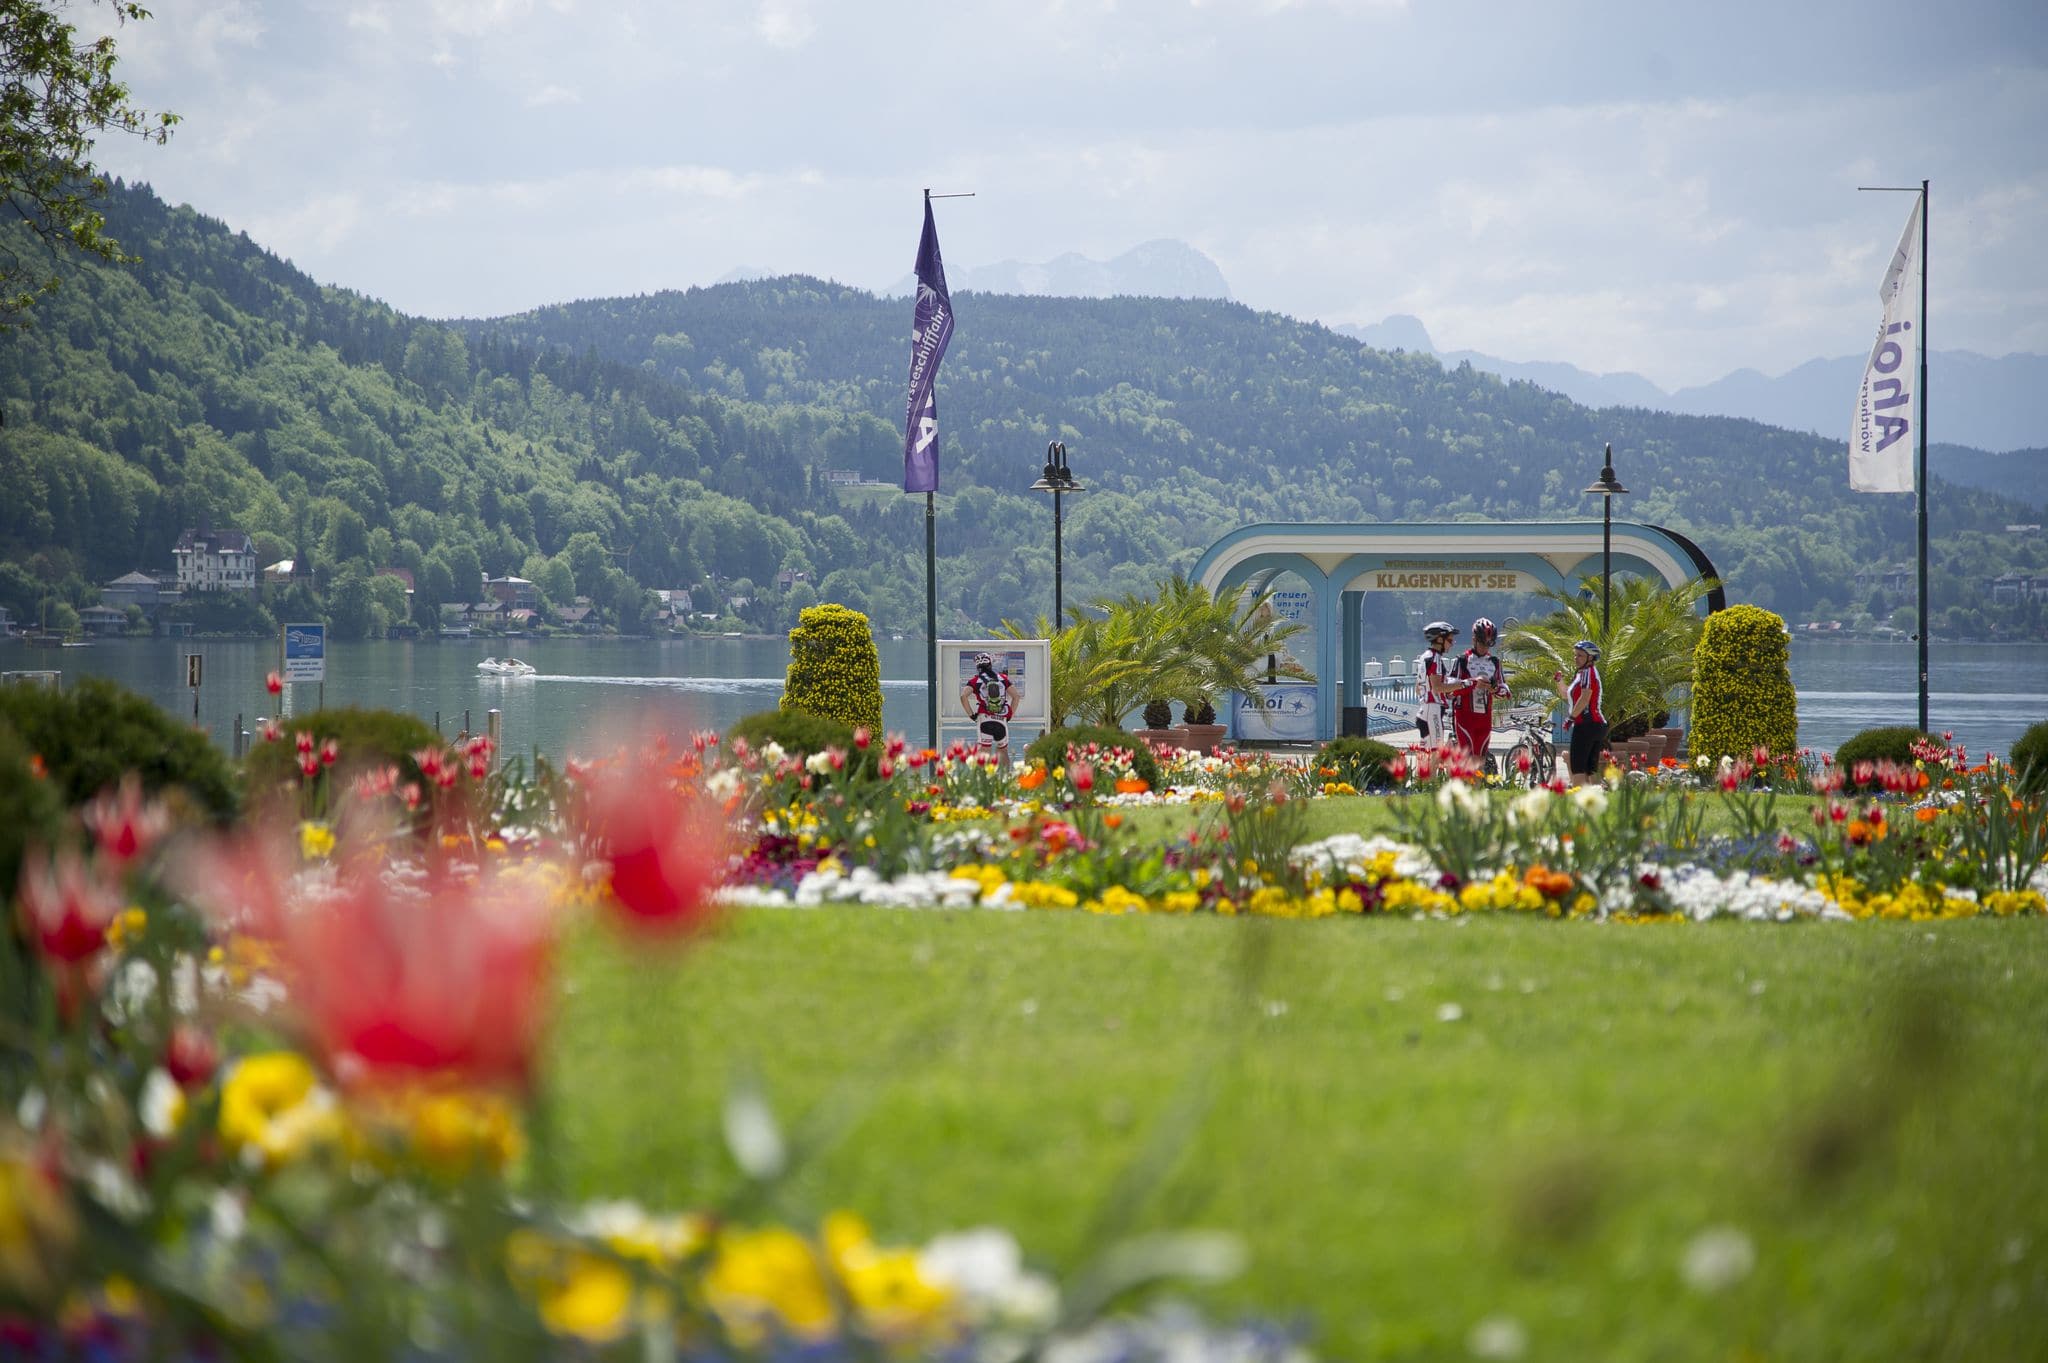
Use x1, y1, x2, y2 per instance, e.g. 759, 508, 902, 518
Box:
81, 0, 2048, 390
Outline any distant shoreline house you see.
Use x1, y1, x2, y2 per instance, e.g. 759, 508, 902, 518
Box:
173, 526, 257, 594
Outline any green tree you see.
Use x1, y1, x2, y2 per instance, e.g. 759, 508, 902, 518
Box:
1, 0, 176, 320
1503, 574, 1716, 740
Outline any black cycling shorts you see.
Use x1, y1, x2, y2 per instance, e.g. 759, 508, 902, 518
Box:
1568, 720, 1609, 776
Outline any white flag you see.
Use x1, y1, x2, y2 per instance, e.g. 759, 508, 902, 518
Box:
1849, 196, 1923, 493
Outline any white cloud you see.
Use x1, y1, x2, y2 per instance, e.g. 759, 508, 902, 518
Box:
755, 0, 814, 49
523, 83, 580, 107
245, 192, 365, 259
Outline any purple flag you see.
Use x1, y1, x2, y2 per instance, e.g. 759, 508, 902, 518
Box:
903, 198, 954, 493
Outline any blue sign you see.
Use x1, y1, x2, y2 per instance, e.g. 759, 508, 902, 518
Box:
1235, 683, 1318, 741
282, 623, 326, 683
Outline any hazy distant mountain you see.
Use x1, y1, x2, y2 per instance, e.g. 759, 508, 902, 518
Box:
1334, 315, 2047, 454
884, 238, 1231, 301
1335, 313, 2039, 450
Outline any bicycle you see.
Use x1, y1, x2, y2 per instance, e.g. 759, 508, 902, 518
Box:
1494, 700, 1559, 785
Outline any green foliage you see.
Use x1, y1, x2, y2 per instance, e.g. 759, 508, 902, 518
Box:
0, 0, 177, 321
780, 602, 882, 732
1833, 726, 1936, 768
1315, 736, 1401, 790
1007, 575, 1309, 730
2009, 720, 2048, 787
725, 707, 880, 781
1504, 574, 1712, 740
0, 675, 235, 819
1024, 723, 1163, 793
239, 706, 443, 810
1690, 604, 1799, 760
0, 714, 65, 900
163, 590, 277, 638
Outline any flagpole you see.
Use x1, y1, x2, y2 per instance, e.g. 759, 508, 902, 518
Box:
1915, 178, 1929, 734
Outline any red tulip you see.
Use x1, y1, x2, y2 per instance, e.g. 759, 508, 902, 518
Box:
320, 738, 340, 768
82, 774, 169, 867
586, 766, 722, 939
182, 830, 554, 1090
17, 846, 123, 964
266, 671, 283, 696
296, 730, 315, 756
165, 1025, 220, 1089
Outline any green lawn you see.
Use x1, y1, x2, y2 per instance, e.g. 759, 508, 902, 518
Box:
550, 908, 2048, 1361
1114, 789, 1827, 846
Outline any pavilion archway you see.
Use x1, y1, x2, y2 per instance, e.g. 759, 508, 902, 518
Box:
1189, 521, 1724, 742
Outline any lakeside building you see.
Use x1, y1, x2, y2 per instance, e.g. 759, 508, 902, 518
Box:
484, 575, 537, 609
173, 527, 257, 593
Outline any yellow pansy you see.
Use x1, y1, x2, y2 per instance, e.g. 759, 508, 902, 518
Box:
505, 1231, 635, 1343
705, 1225, 838, 1343
218, 1052, 342, 1169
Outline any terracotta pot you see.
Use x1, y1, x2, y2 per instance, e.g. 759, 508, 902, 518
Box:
1132, 728, 1178, 750
1176, 723, 1228, 756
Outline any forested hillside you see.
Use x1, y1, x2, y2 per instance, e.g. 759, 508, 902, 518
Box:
2, 179, 2043, 641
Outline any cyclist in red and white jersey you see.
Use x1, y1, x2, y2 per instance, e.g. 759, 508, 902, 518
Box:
1452, 617, 1512, 766
1553, 639, 1608, 785
1413, 620, 1474, 751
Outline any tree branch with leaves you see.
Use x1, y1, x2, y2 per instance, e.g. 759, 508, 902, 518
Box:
1, 0, 175, 323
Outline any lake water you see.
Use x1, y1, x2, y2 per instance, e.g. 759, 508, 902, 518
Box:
2, 636, 2042, 763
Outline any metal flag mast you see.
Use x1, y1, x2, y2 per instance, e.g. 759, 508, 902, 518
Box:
911, 188, 973, 750
1859, 179, 1930, 731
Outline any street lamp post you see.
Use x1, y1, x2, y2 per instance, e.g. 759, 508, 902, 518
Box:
1583, 443, 1629, 636
1030, 441, 1084, 626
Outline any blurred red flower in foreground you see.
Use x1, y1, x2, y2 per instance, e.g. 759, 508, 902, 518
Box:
181, 830, 554, 1091
82, 774, 169, 867
582, 755, 723, 939
17, 846, 124, 964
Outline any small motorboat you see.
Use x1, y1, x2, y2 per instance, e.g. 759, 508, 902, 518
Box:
477, 656, 537, 677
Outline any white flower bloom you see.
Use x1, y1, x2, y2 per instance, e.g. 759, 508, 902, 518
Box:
804, 751, 834, 775
139, 1068, 183, 1138
1436, 779, 1484, 818
1570, 784, 1609, 815
759, 741, 787, 764
705, 766, 742, 798
920, 1228, 1060, 1325
1508, 788, 1553, 827
1681, 1225, 1756, 1293
1467, 1314, 1529, 1359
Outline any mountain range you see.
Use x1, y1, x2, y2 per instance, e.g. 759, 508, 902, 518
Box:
1340, 315, 2047, 456
865, 235, 2045, 455
1, 181, 2044, 649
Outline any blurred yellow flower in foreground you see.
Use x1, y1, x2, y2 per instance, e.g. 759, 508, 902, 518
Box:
1, 1131, 78, 1304
218, 1052, 342, 1168
824, 1211, 956, 1344
705, 1224, 838, 1342
297, 821, 336, 860
505, 1231, 634, 1342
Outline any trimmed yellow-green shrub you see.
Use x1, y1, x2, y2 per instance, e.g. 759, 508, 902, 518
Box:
780, 603, 883, 733
1689, 604, 1797, 760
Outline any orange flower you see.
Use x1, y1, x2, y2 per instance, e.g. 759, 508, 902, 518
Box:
1914, 807, 1939, 824
28, 753, 47, 779
1846, 819, 1874, 846
1104, 813, 1124, 829
1017, 766, 1047, 791
1114, 777, 1149, 795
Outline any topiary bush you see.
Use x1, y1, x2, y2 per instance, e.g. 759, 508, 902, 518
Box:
1832, 726, 1935, 770
1024, 723, 1163, 793
240, 707, 444, 811
0, 676, 237, 822
2010, 719, 2048, 788
1688, 604, 1797, 761
1315, 736, 1401, 790
780, 603, 883, 732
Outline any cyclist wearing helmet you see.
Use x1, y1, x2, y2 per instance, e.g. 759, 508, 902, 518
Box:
1453, 617, 1512, 763
961, 650, 1018, 767
1552, 639, 1607, 784
1413, 620, 1474, 750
